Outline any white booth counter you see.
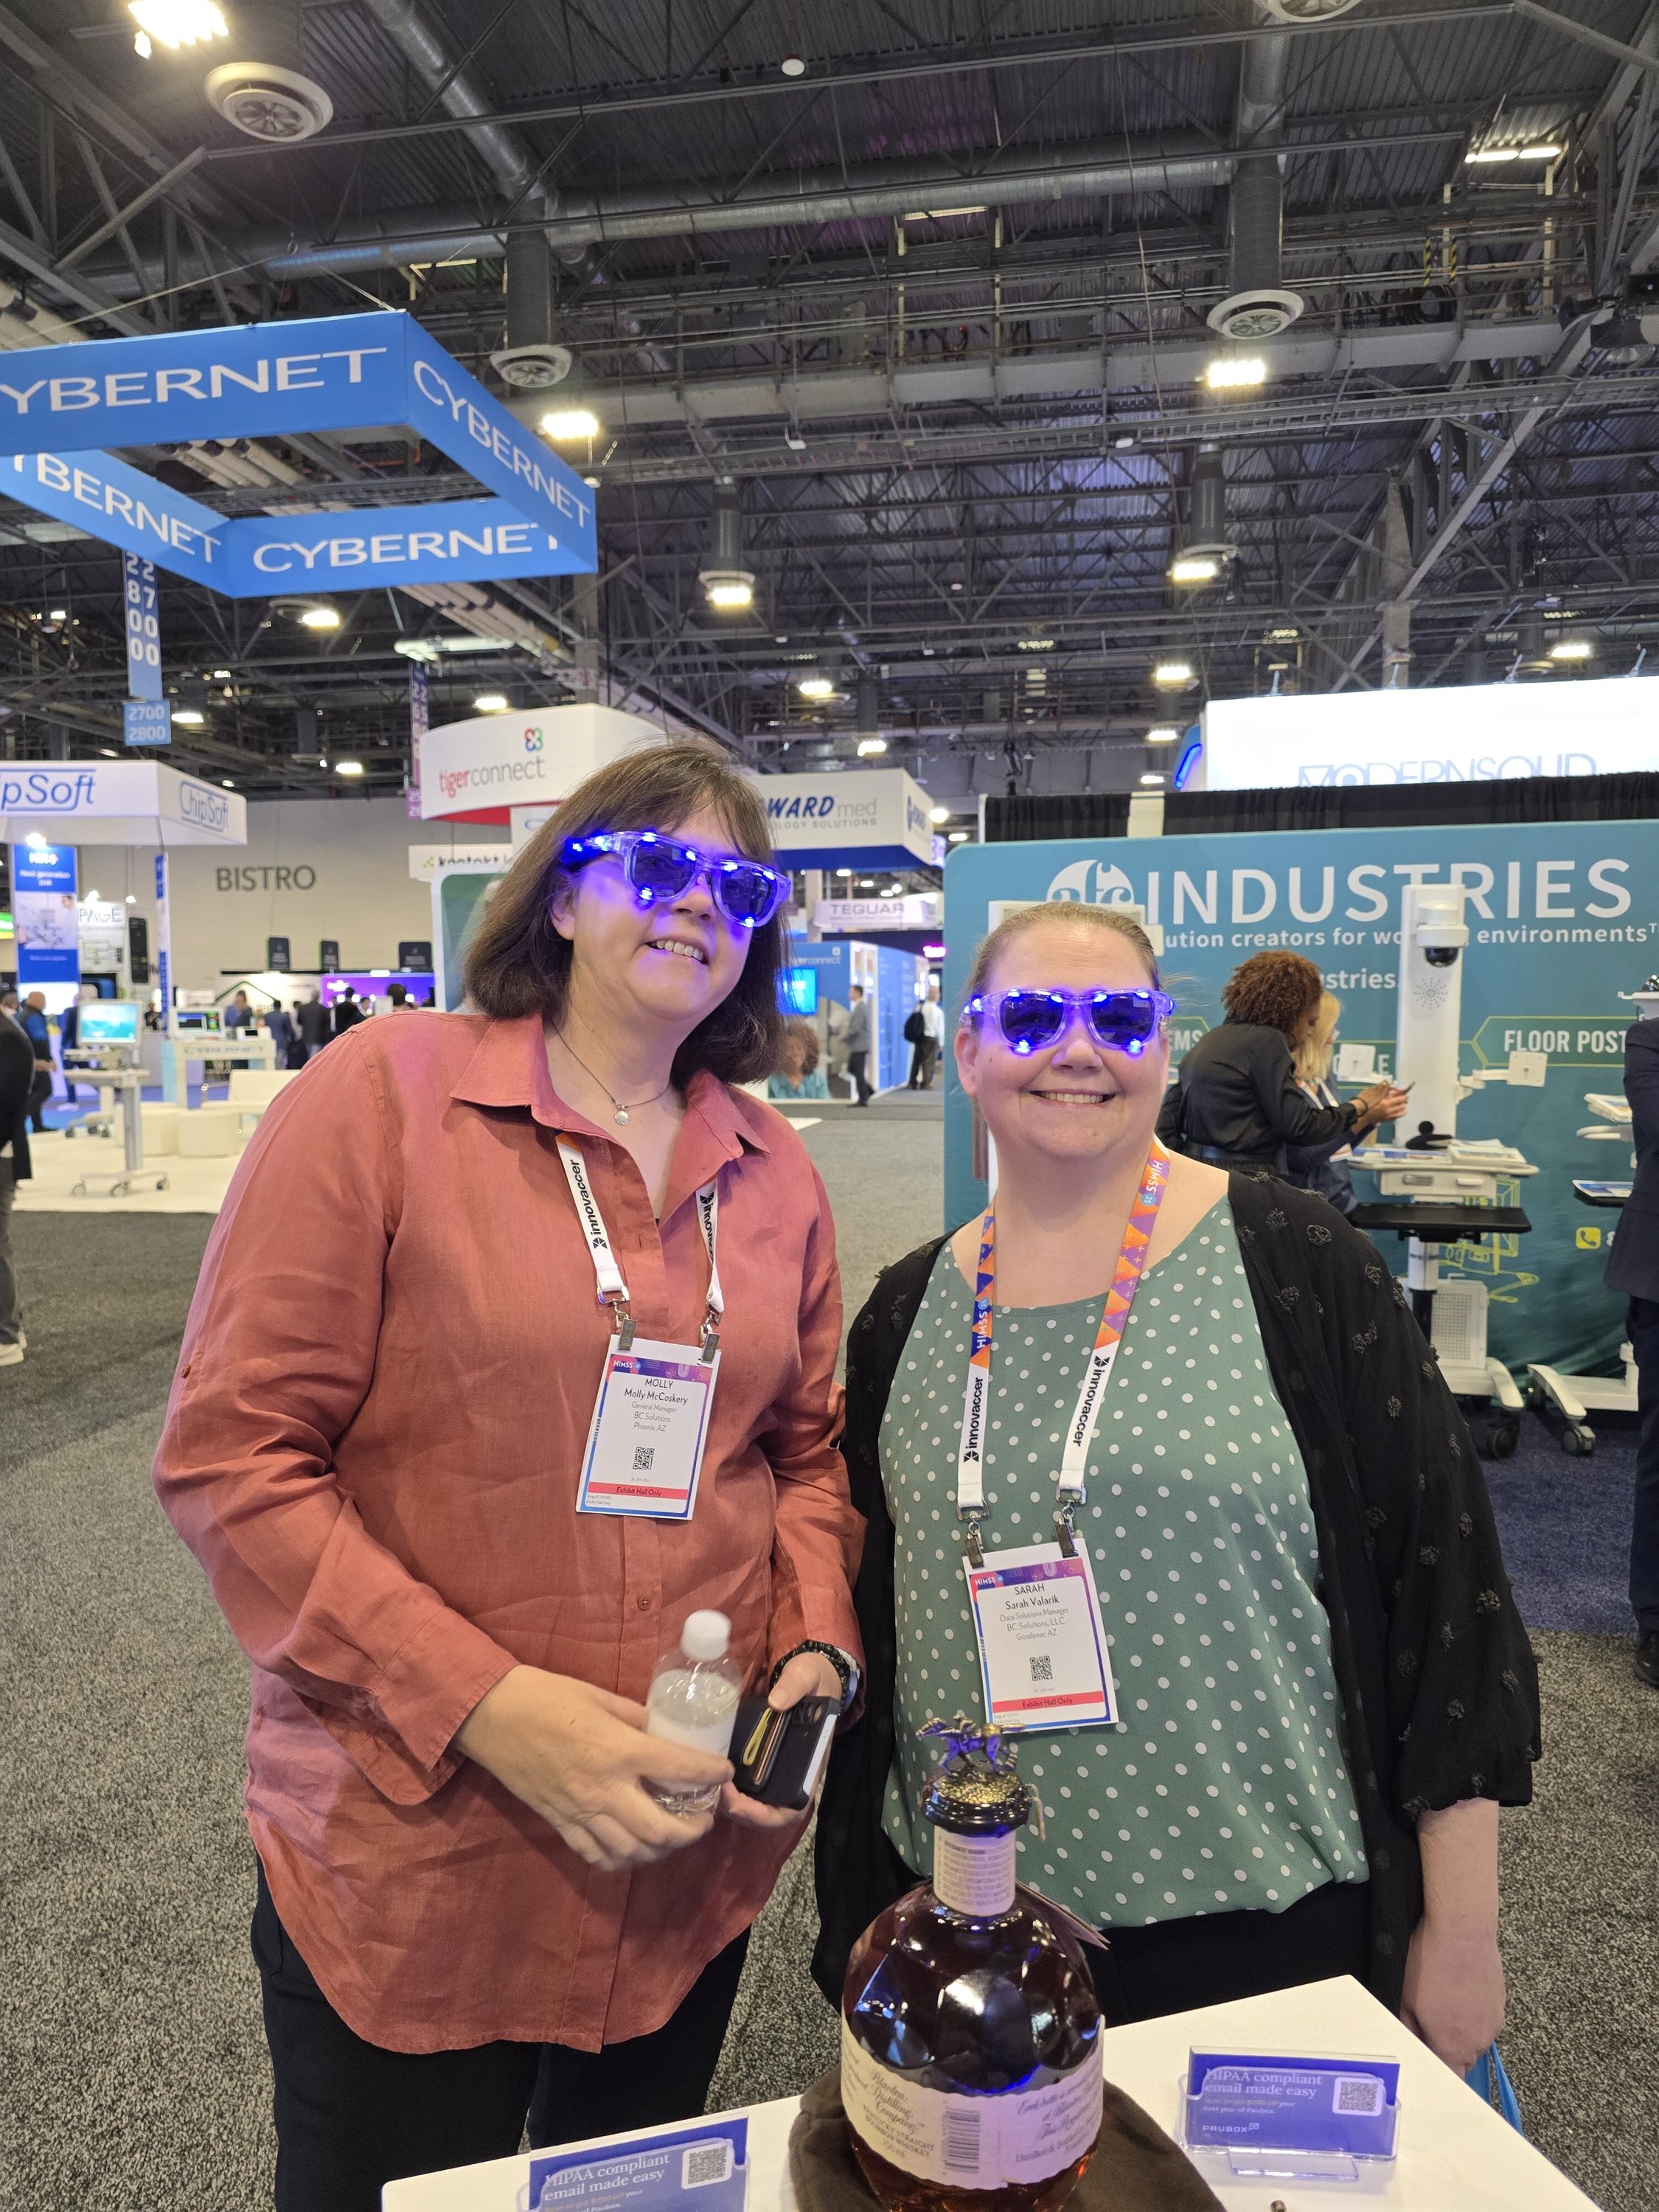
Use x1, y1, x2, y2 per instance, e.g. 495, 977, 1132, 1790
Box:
384, 1977, 1597, 2212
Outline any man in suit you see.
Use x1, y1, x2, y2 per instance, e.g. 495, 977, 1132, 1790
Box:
1605, 1004, 1659, 1688
294, 993, 331, 1060
0, 1000, 35, 1367
331, 986, 366, 1040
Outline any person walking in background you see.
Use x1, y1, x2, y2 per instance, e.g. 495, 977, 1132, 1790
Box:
903, 998, 928, 1089
1604, 1001, 1659, 1688
264, 1002, 298, 1068
0, 996, 33, 1368
386, 983, 417, 1012
58, 981, 101, 1108
1159, 950, 1406, 1175
844, 984, 872, 1107
919, 979, 945, 1088
223, 989, 254, 1035
332, 986, 366, 1041
295, 994, 330, 1062
19, 992, 53, 1134
1284, 991, 1372, 1216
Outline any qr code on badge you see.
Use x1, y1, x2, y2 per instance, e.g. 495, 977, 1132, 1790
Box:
1332, 2075, 1385, 2116
1029, 1652, 1054, 1683
633, 1446, 655, 1472
681, 2143, 734, 2188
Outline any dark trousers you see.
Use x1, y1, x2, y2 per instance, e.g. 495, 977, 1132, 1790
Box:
0, 1153, 18, 1343
847, 1049, 872, 1105
1087, 1878, 1370, 2024
27, 1067, 52, 1134
253, 1863, 749, 2212
1630, 1296, 1659, 1632
907, 1040, 936, 1089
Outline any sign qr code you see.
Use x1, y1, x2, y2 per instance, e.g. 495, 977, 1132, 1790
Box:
1029, 1652, 1054, 1683
633, 1446, 655, 1472
1332, 2075, 1385, 2116
681, 2143, 734, 2188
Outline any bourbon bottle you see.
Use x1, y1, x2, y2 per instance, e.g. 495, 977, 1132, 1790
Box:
841, 1724, 1104, 2212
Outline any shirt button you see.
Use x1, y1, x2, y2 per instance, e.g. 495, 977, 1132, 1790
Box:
636, 1595, 653, 1610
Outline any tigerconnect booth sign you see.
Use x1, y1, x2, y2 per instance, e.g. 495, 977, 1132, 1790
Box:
943, 817, 1659, 1375
0, 312, 595, 591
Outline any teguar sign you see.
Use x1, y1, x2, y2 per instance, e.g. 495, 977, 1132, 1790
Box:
0, 311, 596, 593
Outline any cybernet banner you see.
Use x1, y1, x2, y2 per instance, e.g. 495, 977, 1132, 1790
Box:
942, 818, 1659, 1374
0, 312, 595, 593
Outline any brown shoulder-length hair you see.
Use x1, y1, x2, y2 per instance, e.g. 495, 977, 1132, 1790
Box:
465, 741, 786, 1085
1221, 948, 1324, 1037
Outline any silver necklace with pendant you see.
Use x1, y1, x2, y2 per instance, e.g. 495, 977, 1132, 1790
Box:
555, 1032, 673, 1126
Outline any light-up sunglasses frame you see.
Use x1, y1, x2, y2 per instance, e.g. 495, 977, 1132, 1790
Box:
961, 986, 1176, 1058
559, 830, 790, 929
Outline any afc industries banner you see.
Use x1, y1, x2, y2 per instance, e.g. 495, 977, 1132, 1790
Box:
942, 817, 1659, 1375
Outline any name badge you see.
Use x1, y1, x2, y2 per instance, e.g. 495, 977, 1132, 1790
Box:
963, 1542, 1117, 1732
576, 1338, 720, 1521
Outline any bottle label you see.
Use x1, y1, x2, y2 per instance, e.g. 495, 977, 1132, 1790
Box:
841, 2022, 1103, 2190
931, 1828, 1016, 1916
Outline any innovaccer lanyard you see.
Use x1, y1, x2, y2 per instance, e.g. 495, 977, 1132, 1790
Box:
556, 1135, 723, 1361
956, 1138, 1171, 1564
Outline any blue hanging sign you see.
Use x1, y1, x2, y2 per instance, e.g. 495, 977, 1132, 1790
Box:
124, 698, 172, 747
122, 552, 162, 700
0, 312, 596, 594
12, 839, 81, 984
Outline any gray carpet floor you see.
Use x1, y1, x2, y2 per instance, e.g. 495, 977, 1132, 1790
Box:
4, 1111, 1655, 2212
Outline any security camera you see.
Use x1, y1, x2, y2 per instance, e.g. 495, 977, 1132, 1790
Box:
1424, 945, 1461, 968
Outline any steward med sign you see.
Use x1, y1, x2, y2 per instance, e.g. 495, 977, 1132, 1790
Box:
0, 312, 595, 594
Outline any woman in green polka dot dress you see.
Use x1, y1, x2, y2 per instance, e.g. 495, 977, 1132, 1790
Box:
815, 903, 1540, 2081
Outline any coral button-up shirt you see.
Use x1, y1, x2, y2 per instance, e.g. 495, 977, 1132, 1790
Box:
153, 1011, 862, 2055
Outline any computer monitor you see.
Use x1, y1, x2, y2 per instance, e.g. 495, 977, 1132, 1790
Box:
779, 967, 818, 1016
77, 1001, 141, 1046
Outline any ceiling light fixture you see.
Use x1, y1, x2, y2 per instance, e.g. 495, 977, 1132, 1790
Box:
947, 830, 970, 843
705, 578, 755, 611
540, 405, 601, 441
473, 692, 509, 712
100, 748, 118, 759
780, 51, 806, 75
1548, 638, 1593, 661
335, 759, 365, 776
902, 205, 987, 221
1146, 725, 1180, 745
394, 635, 517, 661
1466, 142, 1562, 165
221, 779, 235, 789
128, 0, 226, 57
1169, 553, 1222, 585
299, 605, 341, 630
171, 707, 205, 725
1152, 659, 1196, 687
1017, 635, 1055, 652
1205, 355, 1267, 390
1140, 773, 1166, 787
857, 736, 888, 755
928, 806, 952, 824
798, 675, 835, 700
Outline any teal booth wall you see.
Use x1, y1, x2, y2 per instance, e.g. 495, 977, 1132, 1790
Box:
942, 817, 1659, 1376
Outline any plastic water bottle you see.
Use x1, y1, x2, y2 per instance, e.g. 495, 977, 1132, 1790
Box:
644, 1610, 741, 1812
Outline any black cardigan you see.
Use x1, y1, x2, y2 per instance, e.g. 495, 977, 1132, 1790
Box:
813, 1174, 1540, 2015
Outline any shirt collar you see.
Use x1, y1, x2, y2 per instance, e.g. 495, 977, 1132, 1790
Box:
451, 1013, 771, 1162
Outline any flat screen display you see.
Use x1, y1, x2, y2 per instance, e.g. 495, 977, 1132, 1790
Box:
779, 967, 818, 1015
77, 1001, 141, 1046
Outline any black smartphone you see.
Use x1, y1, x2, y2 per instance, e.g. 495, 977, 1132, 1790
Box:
729, 1694, 839, 1809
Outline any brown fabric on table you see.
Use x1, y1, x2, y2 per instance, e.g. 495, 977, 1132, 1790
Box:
788, 2067, 1225, 2212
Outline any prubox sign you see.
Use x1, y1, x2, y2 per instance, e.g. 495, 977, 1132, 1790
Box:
943, 818, 1659, 1374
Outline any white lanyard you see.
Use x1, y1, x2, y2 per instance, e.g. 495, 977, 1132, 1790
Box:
956, 1141, 1170, 1563
556, 1135, 723, 1361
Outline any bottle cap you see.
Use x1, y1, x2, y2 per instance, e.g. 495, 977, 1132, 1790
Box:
681, 1610, 731, 1661
921, 1719, 1031, 1836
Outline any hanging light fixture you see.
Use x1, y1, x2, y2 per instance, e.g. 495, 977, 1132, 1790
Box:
698, 484, 757, 613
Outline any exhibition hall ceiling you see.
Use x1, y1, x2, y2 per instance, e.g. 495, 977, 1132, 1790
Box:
0, 0, 1655, 796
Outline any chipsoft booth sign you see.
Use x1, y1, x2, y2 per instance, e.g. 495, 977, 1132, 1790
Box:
943, 816, 1659, 1375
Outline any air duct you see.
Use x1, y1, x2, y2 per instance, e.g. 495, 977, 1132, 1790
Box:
856, 672, 880, 733
1186, 449, 1229, 555
204, 0, 333, 144
1208, 6, 1304, 341
491, 232, 573, 390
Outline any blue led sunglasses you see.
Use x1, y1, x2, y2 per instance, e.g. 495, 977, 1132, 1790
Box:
963, 986, 1175, 1058
560, 830, 790, 928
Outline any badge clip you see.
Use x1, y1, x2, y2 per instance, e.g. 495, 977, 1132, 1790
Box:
961, 1511, 986, 1569
1054, 1501, 1079, 1559
605, 1296, 637, 1352
700, 1317, 720, 1364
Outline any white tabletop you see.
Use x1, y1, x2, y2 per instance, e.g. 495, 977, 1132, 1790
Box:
383, 1976, 1598, 2212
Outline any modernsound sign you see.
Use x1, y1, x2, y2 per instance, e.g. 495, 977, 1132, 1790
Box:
1199, 675, 1659, 789
943, 818, 1659, 1374
0, 312, 595, 593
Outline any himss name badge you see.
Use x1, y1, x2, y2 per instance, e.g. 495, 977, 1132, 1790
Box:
1183, 2050, 1400, 2162
524, 2117, 748, 2212
964, 1543, 1117, 1732
577, 1338, 720, 1520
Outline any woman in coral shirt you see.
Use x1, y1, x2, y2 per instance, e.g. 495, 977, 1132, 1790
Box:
155, 743, 862, 2211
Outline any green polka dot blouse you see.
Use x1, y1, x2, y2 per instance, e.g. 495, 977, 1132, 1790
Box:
878, 1203, 1368, 1929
